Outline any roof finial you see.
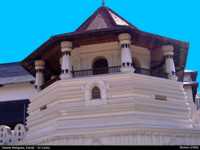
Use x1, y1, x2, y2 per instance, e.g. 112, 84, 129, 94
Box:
102, 0, 105, 6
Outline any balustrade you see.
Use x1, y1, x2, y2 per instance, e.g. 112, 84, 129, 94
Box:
0, 124, 27, 145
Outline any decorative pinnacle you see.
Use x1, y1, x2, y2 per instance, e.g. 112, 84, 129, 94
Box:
102, 0, 105, 6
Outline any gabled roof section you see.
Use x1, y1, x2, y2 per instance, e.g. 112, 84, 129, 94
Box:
76, 6, 138, 32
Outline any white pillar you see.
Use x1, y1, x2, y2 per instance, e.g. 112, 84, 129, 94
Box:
35, 60, 45, 91
118, 33, 135, 73
60, 41, 72, 80
162, 45, 177, 81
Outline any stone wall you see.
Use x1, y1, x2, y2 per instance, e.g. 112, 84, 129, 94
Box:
23, 73, 200, 145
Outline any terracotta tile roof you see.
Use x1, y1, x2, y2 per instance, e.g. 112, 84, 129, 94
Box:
21, 6, 189, 82
76, 6, 137, 32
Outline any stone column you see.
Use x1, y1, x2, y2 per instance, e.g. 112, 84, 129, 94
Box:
118, 33, 135, 73
35, 60, 45, 91
60, 41, 72, 80
162, 45, 177, 81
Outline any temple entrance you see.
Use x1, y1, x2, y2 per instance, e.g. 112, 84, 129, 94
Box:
92, 58, 108, 75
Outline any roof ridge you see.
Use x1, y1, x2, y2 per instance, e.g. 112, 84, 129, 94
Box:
0, 61, 21, 66
105, 7, 138, 29
75, 6, 138, 32
75, 7, 102, 32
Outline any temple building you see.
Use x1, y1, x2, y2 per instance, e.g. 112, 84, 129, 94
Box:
0, 5, 200, 145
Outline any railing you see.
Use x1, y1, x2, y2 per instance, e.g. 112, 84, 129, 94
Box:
72, 66, 121, 78
135, 67, 151, 75
41, 66, 174, 90
41, 76, 60, 90
151, 71, 168, 79
71, 66, 168, 79
0, 124, 27, 145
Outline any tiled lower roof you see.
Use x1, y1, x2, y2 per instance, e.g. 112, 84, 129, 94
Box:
0, 62, 34, 85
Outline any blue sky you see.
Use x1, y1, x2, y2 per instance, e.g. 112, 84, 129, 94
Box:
0, 0, 199, 91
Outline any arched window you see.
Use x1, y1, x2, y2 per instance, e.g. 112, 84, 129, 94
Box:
92, 57, 108, 75
92, 86, 101, 99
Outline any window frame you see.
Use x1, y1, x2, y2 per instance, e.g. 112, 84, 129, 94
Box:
91, 86, 101, 100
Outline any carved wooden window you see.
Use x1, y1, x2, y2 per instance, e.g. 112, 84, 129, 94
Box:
92, 86, 101, 99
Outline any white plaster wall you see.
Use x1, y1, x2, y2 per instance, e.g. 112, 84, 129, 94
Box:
184, 74, 192, 82
25, 128, 200, 145
24, 73, 200, 145
0, 82, 36, 102
131, 45, 151, 69
71, 42, 150, 70
184, 85, 197, 124
184, 86, 194, 103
